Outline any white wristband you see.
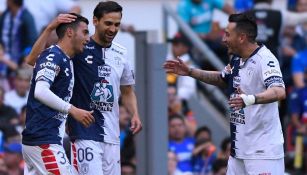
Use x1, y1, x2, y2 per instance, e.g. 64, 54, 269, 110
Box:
240, 94, 256, 106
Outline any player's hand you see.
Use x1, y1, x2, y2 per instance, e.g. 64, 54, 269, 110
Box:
228, 88, 247, 110
69, 106, 95, 128
163, 57, 190, 76
46, 13, 77, 31
130, 114, 142, 134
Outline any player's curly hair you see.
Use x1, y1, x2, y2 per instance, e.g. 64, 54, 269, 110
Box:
93, 1, 123, 20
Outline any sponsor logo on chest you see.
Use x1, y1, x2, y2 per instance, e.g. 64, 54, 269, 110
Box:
98, 65, 111, 77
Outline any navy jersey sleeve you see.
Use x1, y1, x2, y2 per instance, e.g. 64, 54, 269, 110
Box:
34, 51, 62, 85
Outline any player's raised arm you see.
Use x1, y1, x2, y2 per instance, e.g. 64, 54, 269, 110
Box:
25, 14, 76, 66
163, 58, 227, 88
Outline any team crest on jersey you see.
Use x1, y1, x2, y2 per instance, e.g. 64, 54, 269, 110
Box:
80, 163, 89, 174
90, 79, 114, 112
98, 65, 111, 77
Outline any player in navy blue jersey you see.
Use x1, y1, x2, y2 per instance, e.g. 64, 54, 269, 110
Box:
25, 2, 142, 175
22, 13, 95, 175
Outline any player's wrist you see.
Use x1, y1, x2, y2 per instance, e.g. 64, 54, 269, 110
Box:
188, 67, 193, 76
240, 94, 256, 106
68, 105, 76, 115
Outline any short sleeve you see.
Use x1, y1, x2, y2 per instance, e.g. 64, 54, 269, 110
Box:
260, 56, 284, 89
35, 52, 62, 85
120, 51, 135, 85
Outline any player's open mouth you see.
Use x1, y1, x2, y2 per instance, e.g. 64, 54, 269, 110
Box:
106, 34, 114, 40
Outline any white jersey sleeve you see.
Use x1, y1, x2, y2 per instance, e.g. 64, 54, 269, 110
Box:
120, 49, 135, 85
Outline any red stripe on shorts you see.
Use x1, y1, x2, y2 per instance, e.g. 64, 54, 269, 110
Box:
71, 142, 79, 172
40, 144, 61, 175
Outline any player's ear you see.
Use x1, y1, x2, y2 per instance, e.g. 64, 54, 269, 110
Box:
238, 33, 246, 44
93, 16, 98, 26
66, 27, 74, 38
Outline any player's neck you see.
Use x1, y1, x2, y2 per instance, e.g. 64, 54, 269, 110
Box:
240, 43, 259, 61
57, 41, 74, 58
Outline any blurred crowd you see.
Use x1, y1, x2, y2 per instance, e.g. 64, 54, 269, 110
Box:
1, 0, 307, 174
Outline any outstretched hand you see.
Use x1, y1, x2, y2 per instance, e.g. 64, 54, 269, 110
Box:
163, 57, 190, 76
47, 13, 77, 31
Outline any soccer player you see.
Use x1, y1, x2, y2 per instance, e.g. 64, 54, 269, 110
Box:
26, 1, 142, 175
163, 13, 286, 174
22, 13, 95, 175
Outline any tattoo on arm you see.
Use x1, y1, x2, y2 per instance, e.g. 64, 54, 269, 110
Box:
191, 69, 226, 88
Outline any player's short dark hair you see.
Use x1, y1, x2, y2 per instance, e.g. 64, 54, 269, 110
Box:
228, 13, 258, 42
93, 1, 123, 20
56, 13, 89, 40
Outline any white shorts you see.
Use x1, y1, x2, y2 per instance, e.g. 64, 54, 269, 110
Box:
71, 140, 120, 175
22, 144, 77, 175
227, 156, 285, 175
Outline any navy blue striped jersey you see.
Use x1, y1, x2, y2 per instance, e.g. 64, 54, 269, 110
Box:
22, 45, 74, 146
67, 38, 135, 144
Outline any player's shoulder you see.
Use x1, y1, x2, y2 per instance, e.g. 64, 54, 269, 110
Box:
110, 42, 127, 55
111, 42, 127, 52
38, 45, 66, 64
42, 45, 63, 57
254, 45, 278, 63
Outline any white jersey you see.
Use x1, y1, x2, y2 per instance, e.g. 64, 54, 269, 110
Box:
100, 42, 135, 144
68, 40, 135, 145
222, 45, 284, 159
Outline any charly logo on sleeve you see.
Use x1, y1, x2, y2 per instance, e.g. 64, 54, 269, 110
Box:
90, 79, 114, 112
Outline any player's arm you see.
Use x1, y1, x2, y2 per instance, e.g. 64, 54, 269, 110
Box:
230, 56, 286, 109
253, 86, 286, 104
120, 85, 142, 134
34, 81, 94, 127
229, 86, 286, 110
34, 81, 72, 114
163, 58, 227, 88
25, 14, 76, 66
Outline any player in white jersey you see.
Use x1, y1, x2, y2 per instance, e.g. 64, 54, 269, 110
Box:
25, 2, 142, 175
22, 14, 95, 175
163, 13, 286, 174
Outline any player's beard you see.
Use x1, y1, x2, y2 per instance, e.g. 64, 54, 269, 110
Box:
99, 32, 114, 47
